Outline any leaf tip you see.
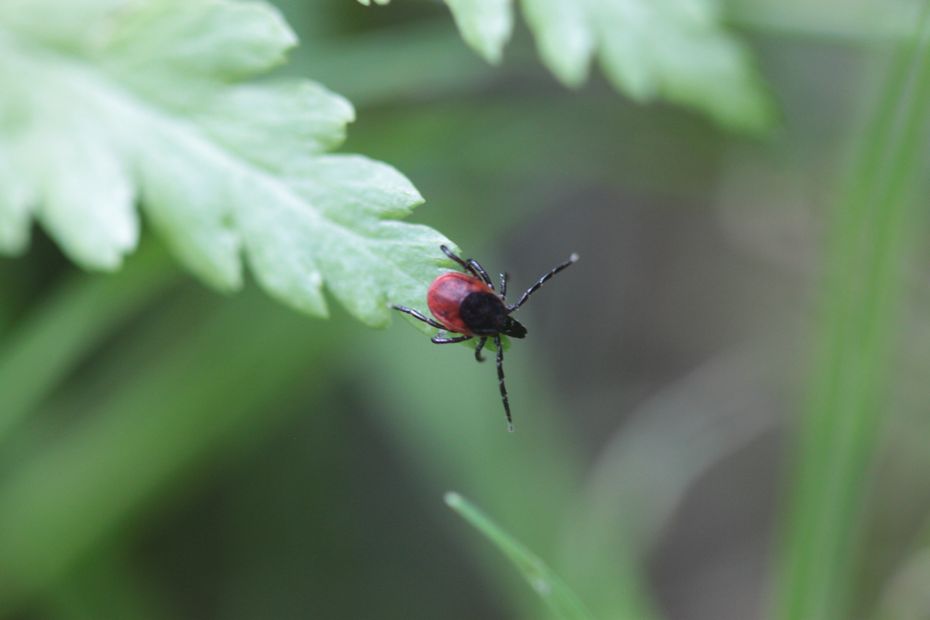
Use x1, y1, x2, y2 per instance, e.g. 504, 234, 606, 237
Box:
444, 492, 464, 509
445, 0, 513, 66
0, 228, 31, 257
240, 1, 301, 60
536, 26, 594, 89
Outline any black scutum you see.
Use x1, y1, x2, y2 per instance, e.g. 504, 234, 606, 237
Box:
459, 292, 508, 335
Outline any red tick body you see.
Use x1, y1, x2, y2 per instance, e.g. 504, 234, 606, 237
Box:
427, 272, 493, 336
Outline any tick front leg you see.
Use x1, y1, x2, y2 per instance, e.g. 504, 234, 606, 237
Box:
509, 253, 579, 311
466, 259, 494, 289
393, 305, 445, 330
441, 245, 490, 285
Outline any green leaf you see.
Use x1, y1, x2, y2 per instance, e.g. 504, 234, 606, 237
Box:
442, 0, 773, 130
592, 0, 773, 130
443, 0, 514, 64
520, 0, 593, 86
444, 492, 595, 620
0, 0, 451, 326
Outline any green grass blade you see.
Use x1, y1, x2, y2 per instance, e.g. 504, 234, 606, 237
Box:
775, 4, 930, 620
444, 492, 595, 620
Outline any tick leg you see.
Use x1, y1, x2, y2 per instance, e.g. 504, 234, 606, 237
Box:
508, 253, 579, 312
494, 335, 514, 432
466, 259, 494, 289
440, 245, 491, 286
440, 245, 479, 276
499, 272, 508, 301
393, 305, 445, 330
474, 337, 487, 362
431, 335, 472, 344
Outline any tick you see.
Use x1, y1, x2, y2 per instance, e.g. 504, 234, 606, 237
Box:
393, 245, 578, 431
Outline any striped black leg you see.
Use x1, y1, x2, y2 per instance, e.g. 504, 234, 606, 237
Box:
494, 335, 513, 432
431, 334, 472, 344
467, 259, 494, 289
508, 253, 579, 312
441, 245, 494, 288
499, 272, 508, 301
393, 305, 445, 330
474, 337, 487, 362
441, 245, 482, 279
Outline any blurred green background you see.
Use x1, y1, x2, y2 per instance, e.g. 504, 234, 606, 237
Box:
2, 0, 930, 619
